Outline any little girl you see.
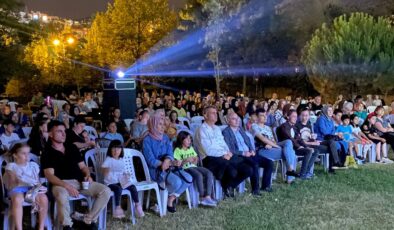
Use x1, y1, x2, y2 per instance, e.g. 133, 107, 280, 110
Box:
174, 131, 217, 207
101, 140, 144, 218
4, 143, 48, 230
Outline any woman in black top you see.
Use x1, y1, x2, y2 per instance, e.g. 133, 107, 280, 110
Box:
28, 118, 49, 155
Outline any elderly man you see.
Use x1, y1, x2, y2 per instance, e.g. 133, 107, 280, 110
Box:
195, 106, 255, 197
222, 112, 274, 193
41, 120, 111, 230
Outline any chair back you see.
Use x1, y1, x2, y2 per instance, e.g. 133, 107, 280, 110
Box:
123, 148, 152, 183
245, 131, 255, 151
190, 123, 201, 133
176, 124, 189, 131
95, 138, 112, 148
191, 116, 204, 124
367, 106, 377, 114
94, 148, 108, 183
22, 127, 32, 138
9, 138, 29, 150
177, 117, 190, 127
124, 119, 134, 132
84, 126, 98, 140
84, 148, 98, 180
0, 155, 11, 200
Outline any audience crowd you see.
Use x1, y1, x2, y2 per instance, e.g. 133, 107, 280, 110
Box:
0, 89, 393, 230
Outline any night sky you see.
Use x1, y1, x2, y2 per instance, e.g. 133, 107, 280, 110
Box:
23, 0, 186, 19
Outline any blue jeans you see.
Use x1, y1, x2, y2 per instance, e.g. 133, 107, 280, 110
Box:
258, 139, 297, 181
160, 170, 192, 197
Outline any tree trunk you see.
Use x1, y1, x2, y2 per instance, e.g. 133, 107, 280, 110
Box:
242, 75, 246, 95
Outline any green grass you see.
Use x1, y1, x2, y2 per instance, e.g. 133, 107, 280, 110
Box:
108, 162, 394, 230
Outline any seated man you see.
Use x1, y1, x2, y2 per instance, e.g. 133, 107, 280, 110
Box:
277, 110, 319, 179
100, 121, 124, 143
41, 120, 111, 230
129, 110, 149, 148
194, 106, 254, 197
0, 120, 20, 150
222, 112, 274, 193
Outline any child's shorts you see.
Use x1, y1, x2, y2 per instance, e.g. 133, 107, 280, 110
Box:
8, 186, 31, 197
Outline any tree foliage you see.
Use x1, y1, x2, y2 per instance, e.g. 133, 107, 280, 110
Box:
302, 12, 394, 100
82, 0, 178, 69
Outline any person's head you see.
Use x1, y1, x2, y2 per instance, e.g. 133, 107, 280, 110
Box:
369, 116, 377, 125
61, 103, 69, 112
277, 99, 286, 110
350, 114, 359, 126
3, 105, 11, 115
272, 93, 278, 99
341, 114, 350, 126
148, 101, 154, 109
48, 120, 66, 144
314, 95, 322, 105
268, 101, 277, 112
107, 121, 117, 134
16, 105, 23, 113
37, 118, 49, 133
10, 112, 18, 124
342, 102, 353, 114
175, 131, 192, 149
107, 140, 124, 159
72, 115, 86, 133
176, 99, 182, 108
354, 103, 363, 112
3, 119, 15, 134
169, 110, 178, 123
139, 110, 150, 122
283, 103, 295, 118
9, 143, 30, 165
391, 100, 394, 110
299, 107, 310, 123
374, 106, 385, 117
203, 106, 217, 124
156, 97, 162, 105
322, 105, 334, 117
148, 112, 165, 140
249, 112, 257, 123
333, 109, 343, 121
287, 109, 298, 125
255, 108, 267, 124
39, 104, 50, 116
227, 112, 240, 128
112, 108, 121, 119
85, 93, 92, 101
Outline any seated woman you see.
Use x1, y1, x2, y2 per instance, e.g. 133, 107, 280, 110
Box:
142, 113, 192, 213
251, 109, 299, 184
4, 143, 48, 230
314, 105, 348, 168
27, 118, 50, 156
101, 121, 124, 144
65, 115, 96, 154
362, 116, 389, 163
373, 106, 394, 154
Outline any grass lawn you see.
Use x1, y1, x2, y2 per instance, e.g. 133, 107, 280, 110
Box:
108, 162, 394, 230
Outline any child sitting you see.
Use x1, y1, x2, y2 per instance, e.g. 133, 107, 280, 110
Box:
174, 131, 217, 207
4, 143, 48, 230
336, 115, 358, 167
246, 112, 257, 131
101, 140, 144, 218
350, 114, 372, 161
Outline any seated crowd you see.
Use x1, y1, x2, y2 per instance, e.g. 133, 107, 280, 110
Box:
0, 90, 393, 230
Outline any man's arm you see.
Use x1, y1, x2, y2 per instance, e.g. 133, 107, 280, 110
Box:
78, 161, 93, 182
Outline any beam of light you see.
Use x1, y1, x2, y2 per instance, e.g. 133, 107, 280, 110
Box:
116, 70, 125, 78
123, 65, 305, 78
124, 0, 270, 77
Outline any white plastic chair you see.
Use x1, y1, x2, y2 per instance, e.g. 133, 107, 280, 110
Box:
177, 117, 190, 128
8, 138, 29, 150
191, 116, 204, 124
124, 119, 134, 132
219, 125, 227, 131
367, 106, 377, 114
84, 126, 98, 140
22, 127, 33, 138
0, 155, 53, 230
7, 101, 18, 112
176, 123, 189, 130
123, 149, 164, 217
190, 123, 201, 134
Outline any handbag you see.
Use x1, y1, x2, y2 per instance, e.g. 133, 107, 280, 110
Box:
324, 134, 341, 141
25, 184, 47, 203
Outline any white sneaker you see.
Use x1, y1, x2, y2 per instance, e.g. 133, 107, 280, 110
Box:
383, 158, 394, 163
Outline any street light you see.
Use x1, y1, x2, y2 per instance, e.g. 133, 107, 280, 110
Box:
67, 37, 75, 45
53, 39, 60, 46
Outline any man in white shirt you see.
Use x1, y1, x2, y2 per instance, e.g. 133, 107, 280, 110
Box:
83, 93, 98, 112
0, 120, 20, 150
195, 106, 253, 198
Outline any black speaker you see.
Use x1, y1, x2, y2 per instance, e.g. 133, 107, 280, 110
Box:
102, 72, 136, 119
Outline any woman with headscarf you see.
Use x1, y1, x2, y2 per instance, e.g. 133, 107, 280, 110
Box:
142, 112, 192, 213
314, 105, 348, 168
